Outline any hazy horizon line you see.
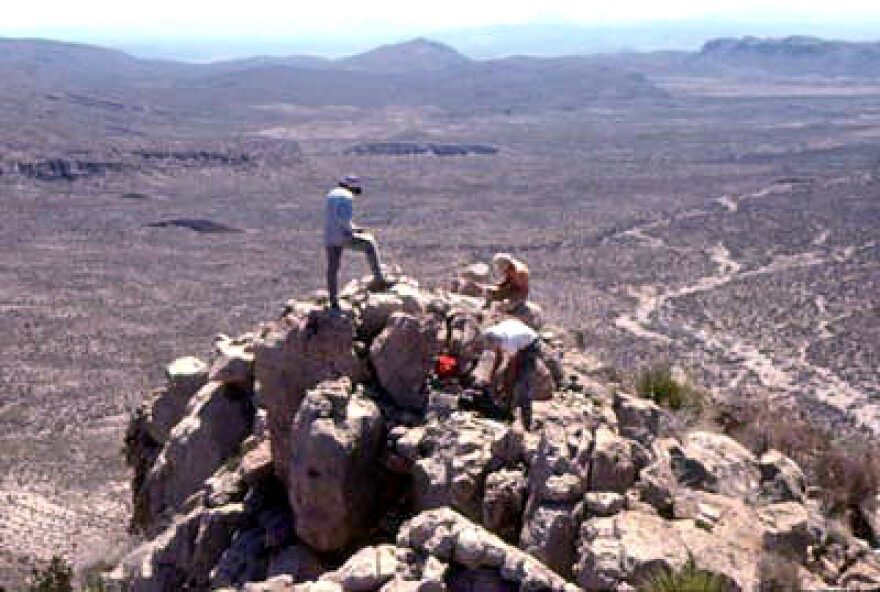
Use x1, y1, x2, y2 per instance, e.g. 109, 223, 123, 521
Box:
3, 19, 879, 62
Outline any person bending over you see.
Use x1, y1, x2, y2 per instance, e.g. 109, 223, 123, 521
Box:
473, 317, 540, 430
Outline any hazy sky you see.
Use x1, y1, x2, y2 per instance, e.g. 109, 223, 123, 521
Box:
4, 0, 880, 38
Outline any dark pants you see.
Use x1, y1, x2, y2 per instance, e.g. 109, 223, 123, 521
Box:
326, 234, 384, 307
512, 339, 540, 430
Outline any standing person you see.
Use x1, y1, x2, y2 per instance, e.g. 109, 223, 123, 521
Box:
484, 253, 529, 313
325, 175, 391, 309
474, 317, 541, 430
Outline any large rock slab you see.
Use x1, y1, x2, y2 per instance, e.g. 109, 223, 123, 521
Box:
397, 508, 578, 592
483, 469, 527, 542
589, 425, 637, 494
673, 431, 761, 499
115, 503, 246, 592
319, 545, 398, 591
370, 312, 440, 410
576, 509, 758, 591
411, 412, 512, 520
135, 382, 253, 531
255, 308, 360, 485
520, 422, 592, 579
288, 379, 385, 552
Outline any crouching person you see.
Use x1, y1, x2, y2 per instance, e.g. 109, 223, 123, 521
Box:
484, 253, 529, 314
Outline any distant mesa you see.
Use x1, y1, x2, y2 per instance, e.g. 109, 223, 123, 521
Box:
146, 219, 242, 233
346, 142, 498, 156
134, 150, 252, 167
338, 37, 471, 73
699, 36, 880, 76
13, 159, 125, 182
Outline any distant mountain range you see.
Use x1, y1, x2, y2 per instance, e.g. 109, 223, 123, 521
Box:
107, 22, 880, 62
1, 35, 879, 114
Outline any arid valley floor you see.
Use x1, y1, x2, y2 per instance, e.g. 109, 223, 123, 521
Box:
1, 37, 878, 587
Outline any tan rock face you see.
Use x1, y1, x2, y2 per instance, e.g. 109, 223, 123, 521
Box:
520, 423, 592, 578
397, 508, 576, 591
576, 509, 752, 591
135, 382, 253, 532
369, 312, 440, 410
672, 431, 761, 499
113, 275, 879, 592
590, 425, 637, 494
410, 413, 511, 520
288, 379, 385, 552
255, 308, 360, 486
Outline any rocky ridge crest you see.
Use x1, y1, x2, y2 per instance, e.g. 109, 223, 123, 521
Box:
108, 270, 880, 591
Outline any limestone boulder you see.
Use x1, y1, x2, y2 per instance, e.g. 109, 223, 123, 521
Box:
673, 431, 761, 499
589, 426, 637, 494
482, 469, 527, 542
370, 312, 440, 410
135, 382, 253, 531
613, 391, 663, 445
583, 492, 626, 518
241, 439, 274, 486
255, 308, 360, 485
520, 423, 592, 578
576, 509, 757, 591
759, 449, 807, 503
288, 379, 385, 552
858, 494, 880, 546
134, 356, 208, 447
758, 502, 814, 560
412, 413, 511, 520
397, 508, 577, 591
210, 334, 256, 387
839, 553, 880, 590
122, 503, 247, 592
355, 293, 406, 341
320, 545, 398, 591
210, 527, 269, 589
459, 262, 492, 284
267, 544, 327, 582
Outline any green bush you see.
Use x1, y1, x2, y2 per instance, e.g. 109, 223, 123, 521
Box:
28, 556, 73, 592
635, 363, 703, 412
637, 555, 731, 592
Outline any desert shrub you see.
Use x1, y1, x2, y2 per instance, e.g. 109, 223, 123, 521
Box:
634, 362, 704, 412
637, 555, 732, 592
28, 556, 73, 592
718, 397, 880, 520
758, 551, 802, 591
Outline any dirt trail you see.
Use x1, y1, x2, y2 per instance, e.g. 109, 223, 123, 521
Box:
614, 181, 878, 431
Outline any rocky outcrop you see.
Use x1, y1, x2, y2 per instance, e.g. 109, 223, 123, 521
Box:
255, 308, 360, 487
345, 142, 498, 157
133, 381, 253, 532
110, 265, 880, 592
370, 312, 439, 410
288, 378, 385, 552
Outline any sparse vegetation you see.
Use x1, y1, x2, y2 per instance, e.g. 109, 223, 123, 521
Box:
719, 397, 880, 519
637, 555, 731, 592
758, 551, 803, 592
28, 556, 73, 592
2, 30, 879, 590
634, 362, 704, 413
